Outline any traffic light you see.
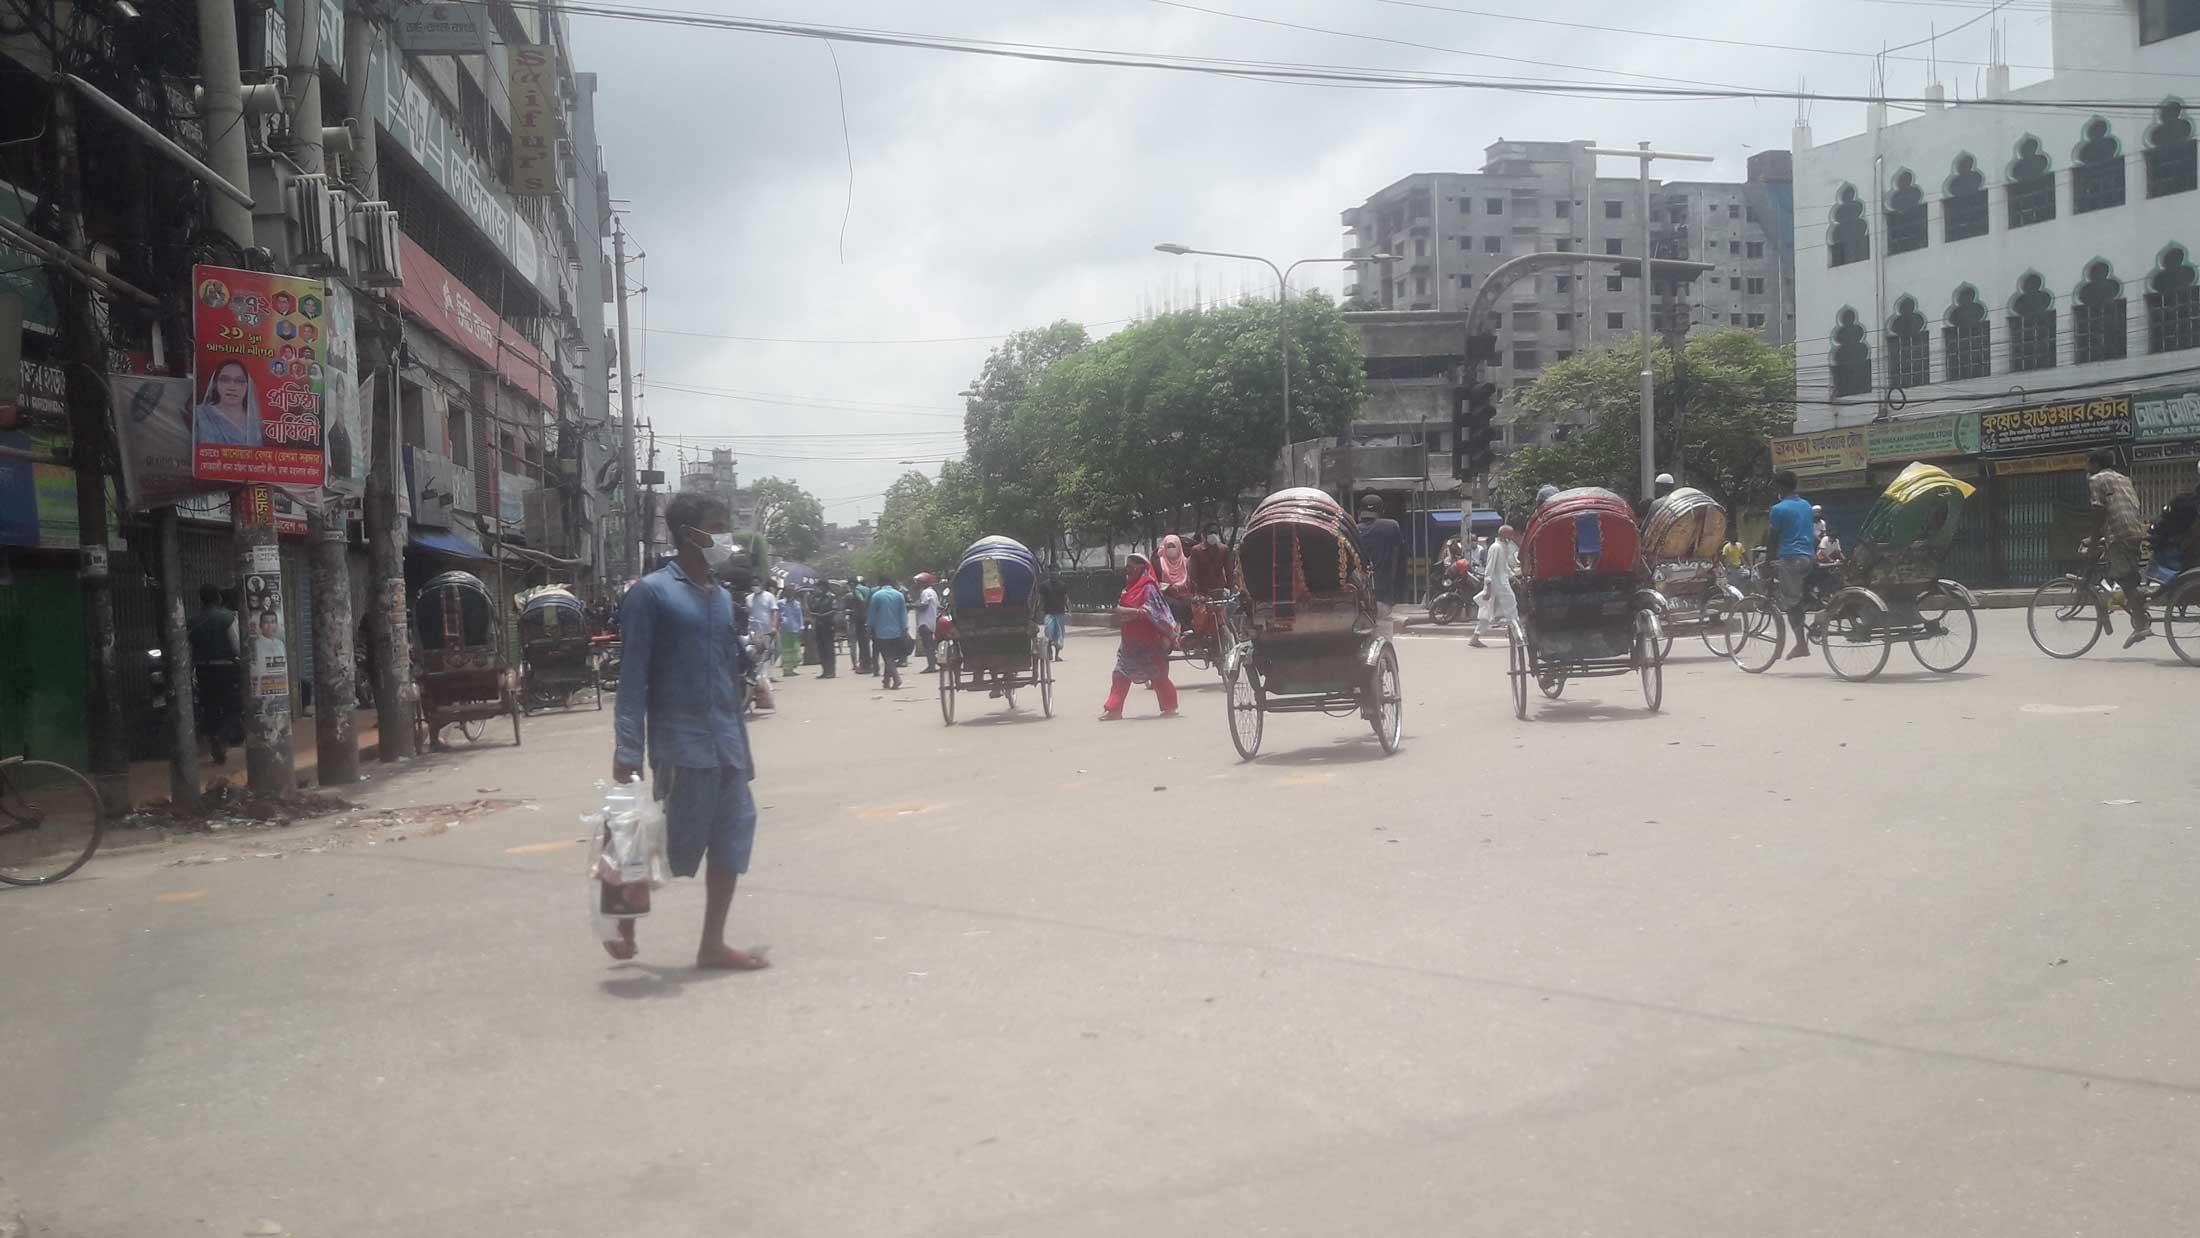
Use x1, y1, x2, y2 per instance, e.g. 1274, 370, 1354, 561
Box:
1458, 380, 1499, 479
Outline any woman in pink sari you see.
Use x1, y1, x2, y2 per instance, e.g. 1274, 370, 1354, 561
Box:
1100, 552, 1180, 720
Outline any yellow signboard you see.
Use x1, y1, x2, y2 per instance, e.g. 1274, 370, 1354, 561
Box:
1768, 428, 1867, 478
1989, 451, 2090, 477
508, 45, 557, 197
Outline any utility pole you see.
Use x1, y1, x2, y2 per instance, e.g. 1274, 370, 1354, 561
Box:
194, 0, 254, 248
288, 0, 358, 787
612, 219, 638, 579
344, 6, 413, 762
642, 421, 659, 567
48, 82, 129, 812
1586, 143, 1712, 502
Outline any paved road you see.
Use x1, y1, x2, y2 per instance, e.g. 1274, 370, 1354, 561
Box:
3, 614, 2196, 1236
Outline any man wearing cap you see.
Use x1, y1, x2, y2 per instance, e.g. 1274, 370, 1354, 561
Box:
1355, 494, 1405, 636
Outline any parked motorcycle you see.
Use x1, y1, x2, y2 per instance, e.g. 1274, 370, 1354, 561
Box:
1428, 563, 1484, 625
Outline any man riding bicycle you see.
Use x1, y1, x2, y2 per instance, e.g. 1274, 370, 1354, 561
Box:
2086, 448, 2152, 648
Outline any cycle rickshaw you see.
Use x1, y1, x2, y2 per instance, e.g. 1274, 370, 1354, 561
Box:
518, 586, 602, 712
1507, 487, 1664, 718
1642, 486, 1782, 671
412, 570, 522, 749
1799, 462, 1980, 682
1221, 487, 1402, 759
936, 535, 1054, 723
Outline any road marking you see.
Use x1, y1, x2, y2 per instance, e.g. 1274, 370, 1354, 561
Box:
856, 801, 948, 821
1280, 773, 1334, 786
2020, 703, 2119, 715
156, 890, 207, 904
506, 839, 581, 855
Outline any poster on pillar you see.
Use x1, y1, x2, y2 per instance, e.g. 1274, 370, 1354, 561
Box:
321, 282, 366, 498
509, 45, 558, 196
190, 265, 328, 487
111, 374, 224, 511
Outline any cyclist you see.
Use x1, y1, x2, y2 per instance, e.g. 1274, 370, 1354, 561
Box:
1763, 471, 1816, 660
2085, 448, 2151, 648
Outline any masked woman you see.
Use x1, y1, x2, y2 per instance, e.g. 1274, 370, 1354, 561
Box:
194, 360, 263, 448
1099, 552, 1179, 721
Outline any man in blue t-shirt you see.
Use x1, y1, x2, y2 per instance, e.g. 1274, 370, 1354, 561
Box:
1763, 470, 1816, 659
866, 572, 910, 690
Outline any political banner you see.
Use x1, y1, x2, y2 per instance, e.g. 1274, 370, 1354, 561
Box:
190, 264, 327, 486
111, 373, 224, 511
321, 282, 365, 497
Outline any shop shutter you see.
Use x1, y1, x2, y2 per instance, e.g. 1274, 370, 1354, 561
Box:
1995, 470, 2090, 586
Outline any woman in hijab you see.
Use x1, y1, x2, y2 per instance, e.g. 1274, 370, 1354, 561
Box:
1155, 533, 1194, 632
1100, 552, 1180, 720
193, 359, 262, 448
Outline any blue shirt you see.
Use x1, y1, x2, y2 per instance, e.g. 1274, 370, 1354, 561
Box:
778, 595, 805, 633
614, 560, 754, 774
1768, 496, 1815, 559
867, 585, 908, 640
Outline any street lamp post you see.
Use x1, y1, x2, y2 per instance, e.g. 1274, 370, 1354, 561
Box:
1154, 243, 1397, 485
1584, 143, 1713, 501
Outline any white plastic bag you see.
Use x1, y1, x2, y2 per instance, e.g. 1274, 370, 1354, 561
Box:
587, 780, 669, 943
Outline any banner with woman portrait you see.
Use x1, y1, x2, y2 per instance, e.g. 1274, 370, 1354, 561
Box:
190, 264, 327, 486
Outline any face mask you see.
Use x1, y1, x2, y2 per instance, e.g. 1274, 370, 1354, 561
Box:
1204, 534, 1220, 547
686, 526, 736, 568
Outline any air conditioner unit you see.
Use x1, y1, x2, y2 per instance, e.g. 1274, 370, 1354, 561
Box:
288, 173, 341, 270
353, 200, 404, 288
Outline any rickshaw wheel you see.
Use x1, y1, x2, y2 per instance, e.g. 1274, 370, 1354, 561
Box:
1538, 671, 1567, 699
2166, 575, 2200, 667
938, 656, 958, 726
1507, 622, 1530, 720
1636, 610, 1664, 712
1653, 621, 1675, 666
510, 702, 523, 746
1368, 644, 1403, 754
1730, 598, 1786, 674
1224, 658, 1263, 761
1700, 598, 1744, 658
1820, 594, 1892, 682
459, 718, 487, 745
1037, 646, 1055, 718
1909, 586, 1977, 674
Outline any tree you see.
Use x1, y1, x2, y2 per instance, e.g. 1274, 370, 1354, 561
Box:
1494, 330, 1795, 518
748, 476, 825, 562
856, 470, 973, 580
961, 322, 1090, 559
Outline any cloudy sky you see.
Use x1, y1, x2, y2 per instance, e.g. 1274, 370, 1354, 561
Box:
572, 0, 2072, 523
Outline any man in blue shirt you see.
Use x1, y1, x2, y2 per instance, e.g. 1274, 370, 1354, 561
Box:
611, 490, 767, 970
1764, 470, 1817, 660
866, 571, 910, 690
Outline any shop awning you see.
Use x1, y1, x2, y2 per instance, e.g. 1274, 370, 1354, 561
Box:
409, 526, 490, 560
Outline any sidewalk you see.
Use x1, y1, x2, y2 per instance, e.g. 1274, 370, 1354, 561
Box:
127, 707, 384, 809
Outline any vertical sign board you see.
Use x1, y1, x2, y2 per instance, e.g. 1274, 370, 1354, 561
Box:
321, 282, 365, 498
237, 494, 291, 703
190, 265, 328, 487
509, 45, 558, 196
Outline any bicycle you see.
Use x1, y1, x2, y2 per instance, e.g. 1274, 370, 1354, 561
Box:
2025, 545, 2200, 665
0, 755, 106, 886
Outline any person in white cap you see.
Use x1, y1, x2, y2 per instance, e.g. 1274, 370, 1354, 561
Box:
1469, 525, 1520, 647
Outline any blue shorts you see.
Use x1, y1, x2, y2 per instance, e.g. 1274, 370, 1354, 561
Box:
657, 765, 758, 877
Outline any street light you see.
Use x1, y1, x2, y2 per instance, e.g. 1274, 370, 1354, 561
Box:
1152, 243, 1399, 484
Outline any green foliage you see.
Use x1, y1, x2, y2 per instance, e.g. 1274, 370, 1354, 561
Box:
855, 470, 974, 580
748, 476, 825, 562
932, 295, 1367, 556
1493, 330, 1796, 517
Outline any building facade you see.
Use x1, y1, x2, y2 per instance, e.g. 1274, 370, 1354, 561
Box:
1789, 0, 2198, 585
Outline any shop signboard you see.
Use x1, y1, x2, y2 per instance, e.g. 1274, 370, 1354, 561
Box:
390, 235, 555, 404
190, 265, 327, 487
393, 2, 491, 54
2131, 386, 2200, 447
1769, 427, 1866, 479
1978, 393, 2132, 455
508, 44, 558, 196
1865, 412, 1981, 464
1990, 451, 2091, 477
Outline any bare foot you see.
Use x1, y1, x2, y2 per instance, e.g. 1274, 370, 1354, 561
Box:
603, 919, 637, 961
697, 943, 771, 971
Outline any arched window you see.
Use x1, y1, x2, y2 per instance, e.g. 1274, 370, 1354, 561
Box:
1827, 184, 1869, 267
2007, 272, 2057, 372
1884, 169, 1927, 255
1943, 153, 1989, 242
1830, 307, 1872, 396
1943, 285, 1991, 380
1887, 296, 1930, 389
2147, 245, 2200, 354
2072, 117, 2126, 214
2072, 261, 2127, 364
2145, 99, 2197, 199
2007, 136, 2056, 228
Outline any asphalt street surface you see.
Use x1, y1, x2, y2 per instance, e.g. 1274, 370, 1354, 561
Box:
3, 612, 2196, 1236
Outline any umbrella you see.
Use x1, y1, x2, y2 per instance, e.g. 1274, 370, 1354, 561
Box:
777, 562, 822, 589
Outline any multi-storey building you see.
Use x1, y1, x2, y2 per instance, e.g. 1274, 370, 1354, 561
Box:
1788, 0, 2197, 586
1334, 140, 1796, 490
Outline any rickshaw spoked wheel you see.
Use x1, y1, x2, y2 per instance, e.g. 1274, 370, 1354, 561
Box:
459, 718, 486, 745
1908, 585, 1977, 674
1730, 597, 1786, 674
1036, 643, 1055, 718
1224, 657, 1263, 761
510, 700, 523, 746
1820, 593, 1892, 682
1507, 622, 1530, 720
1635, 610, 1664, 713
1368, 644, 1402, 754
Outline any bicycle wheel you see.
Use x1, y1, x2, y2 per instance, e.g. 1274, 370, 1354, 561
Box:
0, 760, 104, 886
1909, 586, 1978, 674
1699, 599, 1745, 658
2163, 575, 2200, 667
938, 657, 958, 725
2026, 576, 2102, 659
1730, 598, 1786, 674
1820, 594, 1892, 682
1368, 644, 1403, 754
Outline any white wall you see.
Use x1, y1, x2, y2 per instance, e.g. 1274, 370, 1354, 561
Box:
1791, 2, 2198, 432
